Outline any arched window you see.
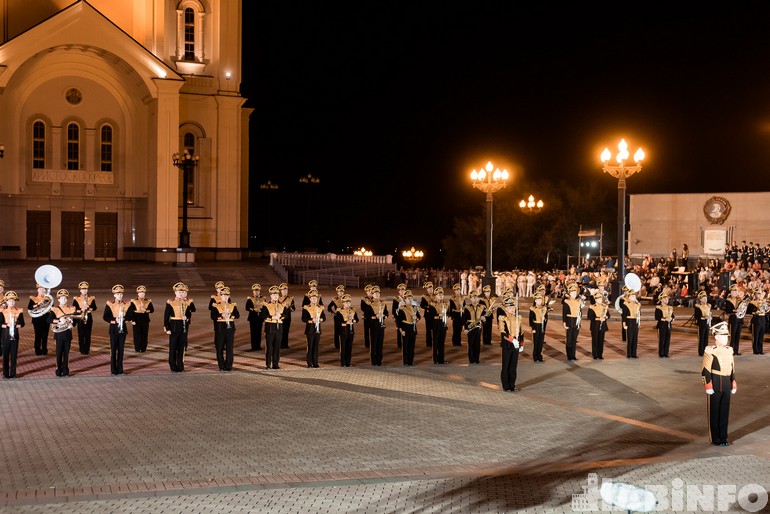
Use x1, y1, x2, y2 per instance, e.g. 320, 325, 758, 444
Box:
100, 125, 113, 172
176, 1, 205, 64
184, 8, 195, 61
32, 121, 45, 169
183, 132, 195, 204
66, 122, 79, 170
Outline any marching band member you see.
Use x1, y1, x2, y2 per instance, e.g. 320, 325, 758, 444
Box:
28, 283, 50, 355
429, 287, 451, 364
302, 280, 324, 307
587, 291, 609, 360
103, 284, 130, 375
260, 285, 285, 369
361, 284, 373, 349
362, 285, 388, 366
391, 283, 407, 349
1, 291, 25, 378
480, 285, 497, 346
48, 289, 76, 377
746, 288, 767, 355
450, 283, 465, 347
278, 283, 295, 350
462, 291, 484, 364
499, 296, 524, 392
397, 290, 419, 366
562, 283, 583, 361
420, 282, 436, 348
701, 321, 736, 446
328, 284, 347, 349
529, 292, 548, 362
163, 282, 195, 372
211, 286, 239, 371
72, 281, 97, 355
723, 284, 745, 355
301, 290, 326, 368
654, 292, 674, 358
619, 285, 628, 342
694, 291, 712, 357
245, 284, 265, 351
334, 294, 358, 367
127, 285, 154, 353
622, 288, 641, 359
208, 281, 226, 351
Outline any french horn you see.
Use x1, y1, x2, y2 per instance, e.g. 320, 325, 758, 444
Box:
29, 265, 63, 318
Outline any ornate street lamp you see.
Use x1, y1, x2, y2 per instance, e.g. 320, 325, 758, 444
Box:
402, 246, 424, 266
600, 139, 644, 295
519, 195, 544, 212
298, 173, 320, 184
470, 161, 509, 290
172, 150, 200, 248
354, 247, 373, 256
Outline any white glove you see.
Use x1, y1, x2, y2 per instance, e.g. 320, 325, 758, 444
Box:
706, 389, 714, 395
731, 388, 737, 394
513, 339, 520, 349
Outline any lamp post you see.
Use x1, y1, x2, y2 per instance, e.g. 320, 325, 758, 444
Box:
600, 139, 644, 297
402, 246, 424, 267
172, 150, 199, 248
470, 161, 510, 291
519, 195, 544, 212
354, 247, 373, 257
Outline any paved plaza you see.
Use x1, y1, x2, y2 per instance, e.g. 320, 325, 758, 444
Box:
0, 261, 769, 513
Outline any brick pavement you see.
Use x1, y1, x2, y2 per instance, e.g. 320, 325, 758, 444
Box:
0, 261, 769, 513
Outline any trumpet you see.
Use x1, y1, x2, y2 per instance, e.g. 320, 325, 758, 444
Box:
377, 302, 385, 328
8, 312, 15, 339
117, 304, 125, 333
224, 302, 232, 329
181, 300, 187, 333
314, 307, 321, 333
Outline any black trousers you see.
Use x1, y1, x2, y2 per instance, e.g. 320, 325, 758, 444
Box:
402, 327, 416, 365
751, 317, 766, 354
363, 318, 371, 348
305, 332, 320, 367
55, 330, 72, 376
729, 317, 743, 354
626, 321, 639, 358
2, 336, 19, 378
340, 329, 354, 366
109, 327, 126, 374
501, 340, 520, 391
77, 318, 93, 354
707, 389, 731, 444
169, 331, 187, 372
467, 328, 481, 364
590, 328, 605, 359
482, 317, 493, 346
658, 326, 671, 357
215, 326, 235, 371
32, 318, 49, 355
565, 324, 579, 360
451, 315, 463, 346
395, 320, 402, 349
697, 322, 709, 356
424, 315, 434, 347
249, 319, 264, 350
132, 316, 150, 352
432, 321, 447, 363
333, 320, 342, 349
531, 326, 545, 361
369, 325, 384, 365
280, 318, 291, 349
265, 326, 282, 368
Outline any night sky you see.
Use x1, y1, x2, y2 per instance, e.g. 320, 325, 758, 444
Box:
241, 3, 770, 260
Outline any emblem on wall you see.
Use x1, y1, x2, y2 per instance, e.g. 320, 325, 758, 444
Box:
65, 88, 82, 105
703, 196, 731, 225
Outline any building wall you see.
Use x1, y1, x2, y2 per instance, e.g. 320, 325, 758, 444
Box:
629, 192, 770, 258
0, 0, 248, 261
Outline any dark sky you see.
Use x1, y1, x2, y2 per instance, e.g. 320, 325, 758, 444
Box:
242, 3, 770, 257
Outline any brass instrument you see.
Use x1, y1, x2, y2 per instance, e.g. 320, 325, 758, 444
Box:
576, 295, 586, 330
224, 302, 232, 329
117, 303, 125, 333
441, 302, 447, 327
314, 305, 321, 332
181, 300, 187, 333
8, 311, 15, 339
347, 308, 355, 328
271, 301, 283, 324
377, 302, 385, 328
52, 311, 87, 334
29, 265, 62, 318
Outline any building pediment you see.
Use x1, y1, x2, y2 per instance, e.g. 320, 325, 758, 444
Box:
0, 1, 182, 97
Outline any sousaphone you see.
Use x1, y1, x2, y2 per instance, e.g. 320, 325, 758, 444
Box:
614, 272, 641, 313
29, 264, 63, 317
